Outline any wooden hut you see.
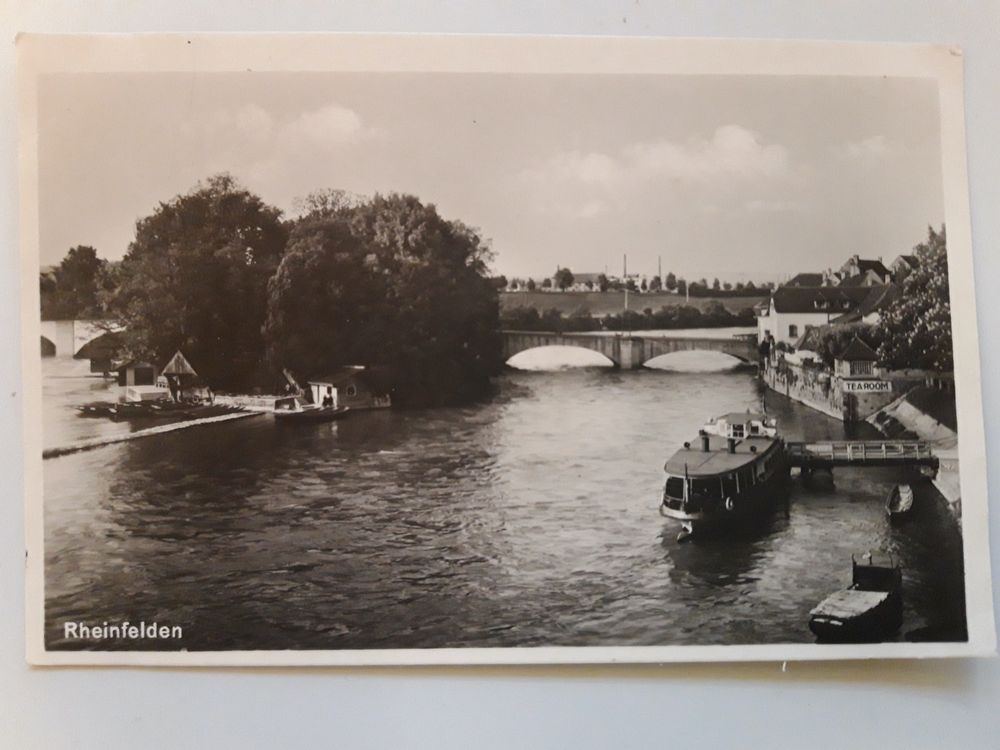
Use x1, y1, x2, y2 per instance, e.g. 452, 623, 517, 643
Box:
159, 351, 211, 402
307, 366, 391, 411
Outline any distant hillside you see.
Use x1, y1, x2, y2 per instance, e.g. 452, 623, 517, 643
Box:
499, 291, 767, 317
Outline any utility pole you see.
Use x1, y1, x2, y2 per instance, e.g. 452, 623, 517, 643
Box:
623, 253, 629, 313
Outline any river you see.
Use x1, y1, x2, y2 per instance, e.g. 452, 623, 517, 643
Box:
42, 344, 967, 650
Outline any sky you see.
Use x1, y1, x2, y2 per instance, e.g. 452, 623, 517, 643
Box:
37, 72, 944, 281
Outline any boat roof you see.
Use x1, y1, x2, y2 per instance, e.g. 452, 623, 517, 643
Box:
810, 589, 889, 618
664, 434, 776, 477
715, 412, 768, 423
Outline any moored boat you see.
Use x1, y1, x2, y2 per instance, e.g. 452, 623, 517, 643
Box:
272, 396, 350, 423
658, 412, 789, 541
809, 554, 903, 642
885, 483, 914, 521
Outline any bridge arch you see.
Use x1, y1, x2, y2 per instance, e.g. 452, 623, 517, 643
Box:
506, 344, 616, 369
40, 336, 56, 357
501, 330, 758, 370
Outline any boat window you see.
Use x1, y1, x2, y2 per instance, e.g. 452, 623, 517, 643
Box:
730, 423, 745, 438
749, 422, 760, 435
664, 476, 685, 498
692, 478, 722, 499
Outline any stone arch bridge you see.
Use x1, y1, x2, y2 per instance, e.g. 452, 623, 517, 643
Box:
40, 319, 122, 359
502, 330, 759, 369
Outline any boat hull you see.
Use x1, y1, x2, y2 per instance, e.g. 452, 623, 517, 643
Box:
809, 591, 903, 643
274, 406, 350, 423
659, 460, 790, 535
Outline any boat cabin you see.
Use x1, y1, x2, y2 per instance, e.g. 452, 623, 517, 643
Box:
702, 412, 777, 440
307, 366, 392, 411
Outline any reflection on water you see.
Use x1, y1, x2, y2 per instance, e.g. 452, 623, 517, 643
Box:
42, 352, 966, 650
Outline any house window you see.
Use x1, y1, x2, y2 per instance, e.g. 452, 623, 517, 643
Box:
850, 361, 874, 376
788, 324, 798, 338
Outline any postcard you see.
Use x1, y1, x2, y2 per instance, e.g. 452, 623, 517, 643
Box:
19, 34, 995, 665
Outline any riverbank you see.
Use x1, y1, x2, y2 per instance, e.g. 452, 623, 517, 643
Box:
866, 391, 961, 522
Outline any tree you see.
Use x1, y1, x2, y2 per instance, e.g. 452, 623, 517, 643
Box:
110, 175, 288, 389
875, 225, 952, 371
625, 278, 637, 292
745, 280, 756, 290
597, 273, 610, 292
41, 245, 113, 320
264, 193, 502, 405
541, 277, 552, 289
526, 278, 537, 291
648, 275, 662, 292
665, 272, 677, 291
554, 267, 574, 291
712, 277, 721, 291
489, 275, 508, 289
676, 278, 687, 295
640, 278, 648, 292
723, 281, 733, 291
508, 278, 520, 291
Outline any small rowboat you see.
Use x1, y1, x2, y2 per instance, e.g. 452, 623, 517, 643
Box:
273, 397, 350, 424
885, 484, 914, 521
809, 554, 903, 642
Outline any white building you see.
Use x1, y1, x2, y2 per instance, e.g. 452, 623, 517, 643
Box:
757, 286, 874, 346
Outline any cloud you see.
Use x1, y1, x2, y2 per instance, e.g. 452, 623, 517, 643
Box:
518, 125, 791, 218
839, 135, 903, 160
522, 125, 789, 191
277, 104, 372, 151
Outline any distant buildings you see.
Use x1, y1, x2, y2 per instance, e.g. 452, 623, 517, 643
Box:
758, 252, 913, 346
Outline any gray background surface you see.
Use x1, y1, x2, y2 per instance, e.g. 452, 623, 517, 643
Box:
3, 2, 999, 747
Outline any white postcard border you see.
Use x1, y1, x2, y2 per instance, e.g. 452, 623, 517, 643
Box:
19, 33, 995, 666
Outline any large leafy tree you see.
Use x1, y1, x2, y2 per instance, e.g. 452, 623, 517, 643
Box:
553, 267, 574, 291
264, 193, 503, 405
40, 245, 114, 319
875, 225, 952, 371
109, 175, 288, 388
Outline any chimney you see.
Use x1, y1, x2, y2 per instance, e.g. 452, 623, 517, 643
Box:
727, 438, 737, 454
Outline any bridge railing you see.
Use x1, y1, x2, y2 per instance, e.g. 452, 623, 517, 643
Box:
786, 440, 937, 464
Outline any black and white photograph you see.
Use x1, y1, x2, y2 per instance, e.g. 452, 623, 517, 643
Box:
20, 34, 995, 664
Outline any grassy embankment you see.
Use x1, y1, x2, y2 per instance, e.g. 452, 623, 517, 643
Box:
500, 291, 767, 317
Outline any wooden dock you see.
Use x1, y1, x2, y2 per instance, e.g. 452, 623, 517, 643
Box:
786, 440, 938, 470
43, 411, 263, 459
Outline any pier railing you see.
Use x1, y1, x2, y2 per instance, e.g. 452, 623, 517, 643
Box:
786, 440, 938, 470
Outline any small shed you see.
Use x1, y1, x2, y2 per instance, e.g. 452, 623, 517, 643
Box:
116, 360, 157, 387
834, 337, 879, 377
158, 351, 211, 402
308, 366, 392, 410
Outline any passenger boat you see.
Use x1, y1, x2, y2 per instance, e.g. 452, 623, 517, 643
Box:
809, 554, 903, 642
658, 412, 789, 541
272, 396, 350, 424
885, 484, 914, 521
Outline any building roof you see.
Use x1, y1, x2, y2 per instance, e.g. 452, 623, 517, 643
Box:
858, 283, 900, 316
785, 273, 824, 287
568, 272, 603, 284
115, 359, 156, 372
853, 258, 890, 278
161, 350, 198, 377
892, 254, 919, 270
838, 272, 886, 287
771, 286, 872, 314
664, 434, 779, 477
836, 336, 879, 362
308, 366, 367, 386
